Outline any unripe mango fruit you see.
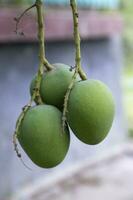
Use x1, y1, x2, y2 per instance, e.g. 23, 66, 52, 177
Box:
67, 80, 115, 145
30, 63, 80, 108
40, 63, 80, 108
18, 105, 70, 168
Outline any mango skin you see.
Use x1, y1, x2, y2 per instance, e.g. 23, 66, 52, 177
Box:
18, 105, 70, 168
40, 63, 80, 108
67, 80, 115, 145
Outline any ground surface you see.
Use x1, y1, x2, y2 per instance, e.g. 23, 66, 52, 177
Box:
13, 143, 133, 200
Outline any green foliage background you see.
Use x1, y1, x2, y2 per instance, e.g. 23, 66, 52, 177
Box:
120, 0, 133, 74
120, 0, 133, 136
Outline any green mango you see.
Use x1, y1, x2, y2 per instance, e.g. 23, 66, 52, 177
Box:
40, 63, 80, 108
18, 105, 70, 168
30, 63, 79, 107
67, 79, 115, 145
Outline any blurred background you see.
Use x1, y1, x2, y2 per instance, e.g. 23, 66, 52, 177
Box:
0, 0, 133, 200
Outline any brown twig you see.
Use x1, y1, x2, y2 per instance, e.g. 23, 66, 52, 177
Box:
14, 4, 36, 35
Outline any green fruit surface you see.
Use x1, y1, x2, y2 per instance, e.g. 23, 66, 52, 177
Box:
18, 105, 70, 168
67, 80, 115, 145
40, 63, 80, 108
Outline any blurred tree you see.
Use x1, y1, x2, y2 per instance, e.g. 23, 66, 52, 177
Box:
0, 0, 120, 8
120, 0, 133, 137
0, 0, 33, 5
120, 0, 133, 74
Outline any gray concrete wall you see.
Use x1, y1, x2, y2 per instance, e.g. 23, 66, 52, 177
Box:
0, 36, 126, 199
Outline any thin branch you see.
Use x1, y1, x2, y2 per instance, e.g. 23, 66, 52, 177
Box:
13, 85, 42, 166
14, 4, 36, 34
13, 99, 32, 170
14, 1, 54, 72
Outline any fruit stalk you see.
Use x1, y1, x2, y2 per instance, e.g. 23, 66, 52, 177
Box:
62, 0, 87, 130
34, 0, 53, 105
70, 0, 87, 80
36, 0, 53, 72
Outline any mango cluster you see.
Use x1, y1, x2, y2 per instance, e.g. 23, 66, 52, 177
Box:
18, 63, 115, 168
